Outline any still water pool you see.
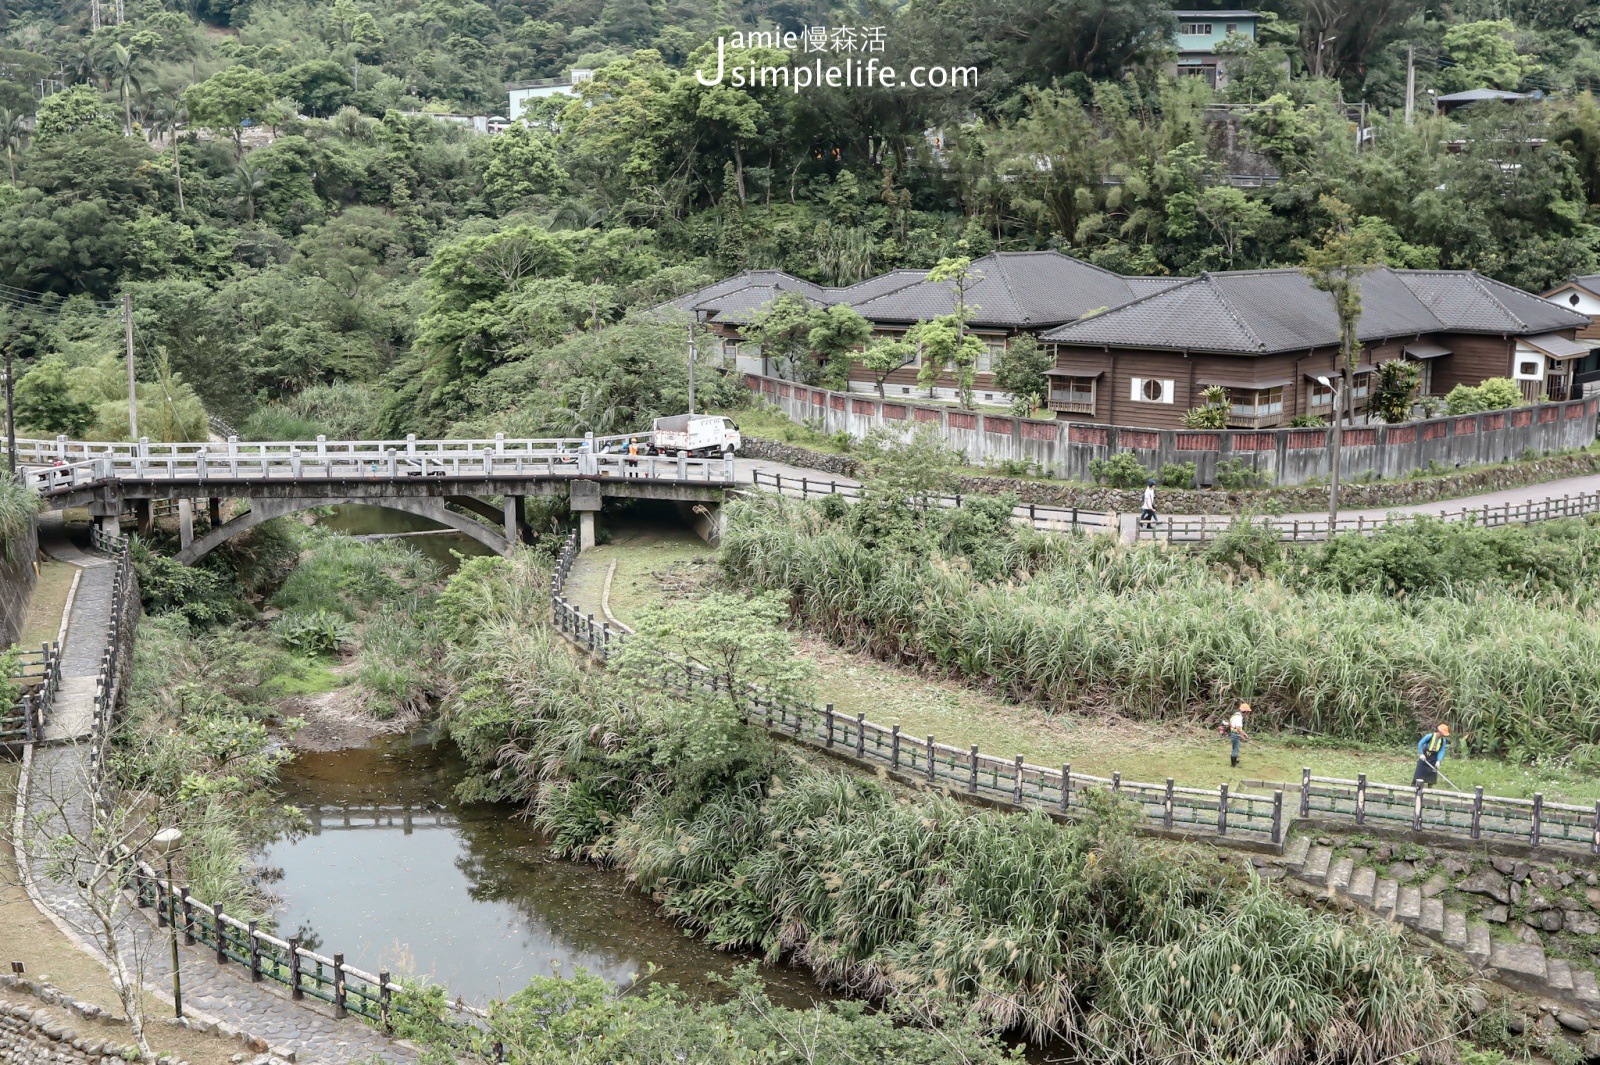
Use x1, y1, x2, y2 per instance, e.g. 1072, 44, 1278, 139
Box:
263, 732, 832, 1009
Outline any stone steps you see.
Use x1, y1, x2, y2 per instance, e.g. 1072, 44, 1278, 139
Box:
1282, 833, 1598, 1019
1373, 877, 1398, 917
1396, 885, 1422, 925
1299, 845, 1332, 883
1346, 866, 1376, 906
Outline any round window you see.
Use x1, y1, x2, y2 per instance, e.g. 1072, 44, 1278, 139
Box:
1142, 379, 1165, 401
1572, 294, 1582, 306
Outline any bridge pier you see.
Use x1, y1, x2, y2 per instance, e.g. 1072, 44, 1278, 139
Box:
178, 498, 194, 551
133, 498, 152, 537
209, 497, 222, 528
503, 494, 523, 546
570, 481, 602, 551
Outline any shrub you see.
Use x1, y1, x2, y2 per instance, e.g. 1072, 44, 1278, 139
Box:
1088, 451, 1150, 488
272, 608, 353, 656
1158, 461, 1195, 488
1289, 414, 1325, 427
1182, 385, 1230, 429
1446, 377, 1522, 414
1213, 458, 1272, 490
1371, 360, 1420, 423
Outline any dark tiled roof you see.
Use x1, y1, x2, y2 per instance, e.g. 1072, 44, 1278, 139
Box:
1558, 275, 1600, 298
825, 270, 926, 303
1042, 268, 1589, 353
846, 251, 1173, 328
657, 271, 829, 324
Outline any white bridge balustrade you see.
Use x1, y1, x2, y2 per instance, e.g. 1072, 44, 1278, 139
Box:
10, 431, 738, 564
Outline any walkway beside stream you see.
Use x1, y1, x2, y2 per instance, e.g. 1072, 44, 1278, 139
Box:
24, 516, 417, 1065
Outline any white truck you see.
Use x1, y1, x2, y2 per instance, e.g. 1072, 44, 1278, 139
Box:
649, 414, 741, 457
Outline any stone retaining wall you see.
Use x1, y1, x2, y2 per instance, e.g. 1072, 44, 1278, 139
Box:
0, 519, 39, 647
1, 999, 154, 1065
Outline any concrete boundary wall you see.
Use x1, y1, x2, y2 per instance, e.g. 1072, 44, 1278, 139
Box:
747, 374, 1600, 487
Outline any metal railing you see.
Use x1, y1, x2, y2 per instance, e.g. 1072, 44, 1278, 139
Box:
1139, 488, 1600, 544
550, 531, 1285, 842
748, 469, 1117, 533
12, 432, 737, 494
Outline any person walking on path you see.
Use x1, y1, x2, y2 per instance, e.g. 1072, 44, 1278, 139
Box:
1139, 478, 1158, 530
1415, 723, 1449, 786
1226, 702, 1251, 768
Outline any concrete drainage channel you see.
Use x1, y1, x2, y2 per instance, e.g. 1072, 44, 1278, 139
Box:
1274, 831, 1600, 1051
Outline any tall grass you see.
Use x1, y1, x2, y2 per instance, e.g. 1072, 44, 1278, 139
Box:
719, 494, 1600, 760
434, 551, 1466, 1062
0, 476, 39, 563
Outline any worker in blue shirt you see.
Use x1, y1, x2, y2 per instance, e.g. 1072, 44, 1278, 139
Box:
1414, 723, 1449, 787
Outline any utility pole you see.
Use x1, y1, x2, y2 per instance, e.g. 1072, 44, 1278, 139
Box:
687, 322, 697, 415
90, 0, 101, 31
5, 348, 15, 478
124, 294, 137, 440
114, 0, 124, 24
1405, 45, 1416, 126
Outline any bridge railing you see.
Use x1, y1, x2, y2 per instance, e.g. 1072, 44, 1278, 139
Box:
18, 437, 737, 492
749, 469, 1117, 533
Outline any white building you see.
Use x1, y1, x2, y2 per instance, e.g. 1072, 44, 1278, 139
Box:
507, 69, 593, 121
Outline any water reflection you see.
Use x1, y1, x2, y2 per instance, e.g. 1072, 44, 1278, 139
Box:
315, 504, 496, 572
264, 733, 830, 1009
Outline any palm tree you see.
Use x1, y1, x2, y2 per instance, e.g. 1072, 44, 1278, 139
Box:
233, 165, 267, 222
148, 101, 186, 210
61, 43, 99, 85
101, 44, 146, 135
0, 109, 26, 186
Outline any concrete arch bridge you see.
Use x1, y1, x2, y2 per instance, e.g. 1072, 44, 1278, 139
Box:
16, 433, 734, 564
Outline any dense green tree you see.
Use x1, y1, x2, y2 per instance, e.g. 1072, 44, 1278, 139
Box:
184, 66, 275, 157
14, 356, 96, 436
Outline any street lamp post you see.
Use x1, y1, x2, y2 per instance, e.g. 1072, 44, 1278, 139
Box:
1315, 373, 1345, 526
152, 827, 183, 1019
4, 347, 15, 478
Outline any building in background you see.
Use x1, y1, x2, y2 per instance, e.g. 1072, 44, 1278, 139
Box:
1170, 10, 1261, 87
507, 69, 593, 121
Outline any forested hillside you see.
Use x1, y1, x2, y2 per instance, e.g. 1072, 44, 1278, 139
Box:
2, 0, 1600, 438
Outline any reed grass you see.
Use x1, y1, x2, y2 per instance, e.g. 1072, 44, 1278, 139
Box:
719, 494, 1600, 760
434, 549, 1467, 1063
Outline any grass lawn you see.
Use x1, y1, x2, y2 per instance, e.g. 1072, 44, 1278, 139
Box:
15, 560, 77, 651
566, 524, 1600, 805
260, 654, 344, 697
0, 766, 262, 1065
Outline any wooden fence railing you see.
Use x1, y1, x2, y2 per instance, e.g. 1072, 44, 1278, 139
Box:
555, 531, 1600, 857
748, 469, 1117, 533
52, 530, 486, 1032
0, 642, 63, 747
551, 531, 1286, 843
1138, 488, 1600, 544
1295, 770, 1600, 853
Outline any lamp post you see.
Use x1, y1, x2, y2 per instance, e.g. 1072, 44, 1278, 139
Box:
152, 827, 183, 1019
4, 347, 14, 477
1315, 373, 1344, 526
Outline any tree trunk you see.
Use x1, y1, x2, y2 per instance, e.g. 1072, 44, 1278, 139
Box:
174, 144, 184, 211
733, 142, 746, 204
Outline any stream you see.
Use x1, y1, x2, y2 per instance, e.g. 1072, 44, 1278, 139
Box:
259, 505, 831, 1010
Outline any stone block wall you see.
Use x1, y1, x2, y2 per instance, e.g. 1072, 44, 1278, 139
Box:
0, 518, 38, 648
